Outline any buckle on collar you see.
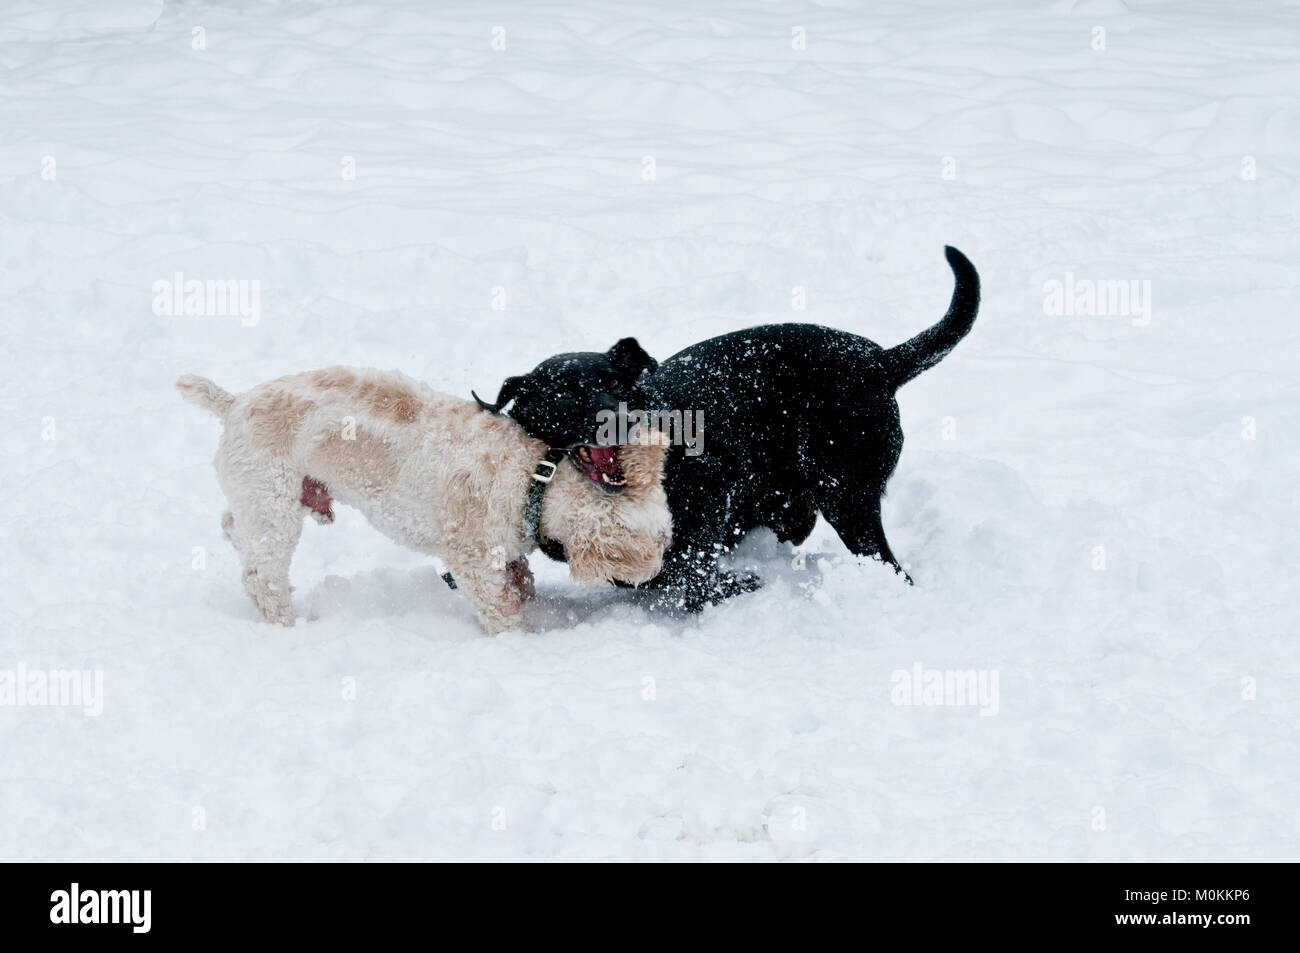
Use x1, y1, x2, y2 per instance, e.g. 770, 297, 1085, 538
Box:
532, 459, 558, 483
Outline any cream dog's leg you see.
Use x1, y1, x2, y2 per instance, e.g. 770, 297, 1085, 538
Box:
445, 555, 533, 634
220, 465, 305, 627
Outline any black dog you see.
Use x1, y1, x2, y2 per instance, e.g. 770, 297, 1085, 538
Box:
476, 246, 980, 611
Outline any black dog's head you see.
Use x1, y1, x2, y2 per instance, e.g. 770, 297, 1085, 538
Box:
474, 338, 657, 491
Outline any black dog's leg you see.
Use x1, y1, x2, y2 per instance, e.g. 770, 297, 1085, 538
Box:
622, 459, 760, 612
819, 490, 913, 584
659, 557, 761, 613
627, 516, 762, 613
615, 553, 759, 612
708, 565, 763, 602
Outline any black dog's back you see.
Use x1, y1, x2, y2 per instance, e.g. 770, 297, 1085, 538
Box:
641, 322, 898, 485
636, 324, 895, 554
636, 323, 898, 545
641, 245, 979, 426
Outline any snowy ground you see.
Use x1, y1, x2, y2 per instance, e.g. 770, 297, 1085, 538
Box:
2, 0, 1297, 860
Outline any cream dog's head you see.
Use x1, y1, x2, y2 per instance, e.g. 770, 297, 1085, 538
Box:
544, 426, 672, 586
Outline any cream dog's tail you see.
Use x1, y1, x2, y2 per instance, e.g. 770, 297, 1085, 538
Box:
176, 374, 235, 417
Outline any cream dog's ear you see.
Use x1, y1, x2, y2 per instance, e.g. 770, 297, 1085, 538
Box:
616, 425, 670, 494
566, 533, 665, 587
631, 423, 671, 447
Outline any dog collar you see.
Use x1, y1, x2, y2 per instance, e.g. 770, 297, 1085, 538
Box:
523, 448, 568, 553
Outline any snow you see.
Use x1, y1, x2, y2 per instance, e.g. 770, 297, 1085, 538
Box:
2, 0, 1297, 860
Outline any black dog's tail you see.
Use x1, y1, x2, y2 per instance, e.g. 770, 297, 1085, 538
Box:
880, 246, 980, 390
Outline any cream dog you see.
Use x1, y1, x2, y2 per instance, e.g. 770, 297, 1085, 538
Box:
177, 367, 671, 633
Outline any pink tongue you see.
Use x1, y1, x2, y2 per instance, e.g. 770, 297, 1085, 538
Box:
588, 446, 619, 473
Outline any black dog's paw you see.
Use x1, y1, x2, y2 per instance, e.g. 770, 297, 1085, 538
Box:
714, 569, 762, 600
621, 568, 763, 616
678, 570, 763, 613
880, 558, 913, 586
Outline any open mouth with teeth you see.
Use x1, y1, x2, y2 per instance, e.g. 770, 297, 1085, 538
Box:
571, 444, 626, 492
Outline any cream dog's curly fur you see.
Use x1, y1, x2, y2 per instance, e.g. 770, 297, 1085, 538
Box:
177, 367, 671, 633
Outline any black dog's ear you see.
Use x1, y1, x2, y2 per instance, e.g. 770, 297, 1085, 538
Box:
607, 337, 658, 383
473, 375, 524, 414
